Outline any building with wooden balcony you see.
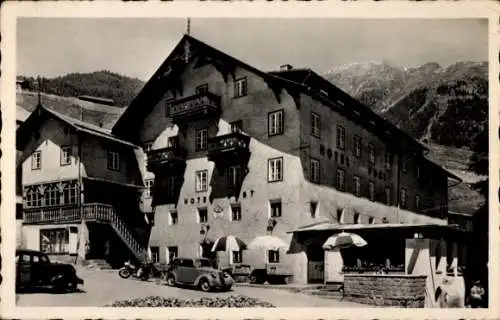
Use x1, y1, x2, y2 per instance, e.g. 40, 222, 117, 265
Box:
111, 34, 462, 283
16, 105, 150, 267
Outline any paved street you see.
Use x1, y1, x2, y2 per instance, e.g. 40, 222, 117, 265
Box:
16, 267, 366, 308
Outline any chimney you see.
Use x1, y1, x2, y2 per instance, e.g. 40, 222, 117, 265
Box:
280, 64, 293, 71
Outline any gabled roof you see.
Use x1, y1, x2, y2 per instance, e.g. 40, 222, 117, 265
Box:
112, 35, 426, 150
17, 104, 139, 150
112, 34, 303, 140
111, 34, 457, 179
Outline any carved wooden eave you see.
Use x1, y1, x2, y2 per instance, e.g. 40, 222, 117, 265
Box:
264, 77, 301, 109
264, 78, 283, 104
285, 86, 301, 109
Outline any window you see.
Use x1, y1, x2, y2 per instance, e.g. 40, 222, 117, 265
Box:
368, 181, 375, 201
353, 176, 361, 197
368, 216, 375, 224
31, 151, 41, 170
268, 110, 284, 136
144, 179, 154, 198
336, 126, 345, 150
227, 166, 242, 188
231, 205, 242, 221
415, 194, 421, 210
402, 157, 408, 173
337, 208, 344, 224
167, 246, 178, 264
195, 129, 208, 151
198, 208, 208, 223
230, 120, 243, 133
353, 135, 362, 158
63, 184, 78, 204
169, 211, 178, 225
150, 246, 160, 263
368, 143, 376, 164
268, 157, 283, 182
40, 229, 69, 254
107, 151, 120, 171
231, 250, 243, 264
60, 146, 72, 166
165, 176, 177, 197
311, 112, 321, 138
310, 158, 320, 183
310, 201, 318, 218
167, 136, 179, 148
400, 188, 408, 209
144, 141, 153, 153
45, 185, 60, 206
417, 166, 421, 179
234, 77, 248, 98
25, 187, 42, 208
196, 84, 208, 94
385, 152, 393, 170
354, 212, 360, 224
336, 169, 345, 191
270, 200, 282, 218
268, 250, 280, 263
385, 187, 392, 205
195, 170, 208, 192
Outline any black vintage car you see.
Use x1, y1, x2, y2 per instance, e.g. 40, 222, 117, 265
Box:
16, 249, 84, 292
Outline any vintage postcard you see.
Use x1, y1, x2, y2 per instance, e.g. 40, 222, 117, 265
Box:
1, 1, 498, 319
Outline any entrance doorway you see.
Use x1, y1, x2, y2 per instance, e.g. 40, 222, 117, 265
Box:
306, 245, 324, 283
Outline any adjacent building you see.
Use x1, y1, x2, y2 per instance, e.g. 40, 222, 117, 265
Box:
111, 35, 461, 283
17, 105, 148, 267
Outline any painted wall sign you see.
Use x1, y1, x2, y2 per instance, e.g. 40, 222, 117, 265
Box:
213, 204, 224, 219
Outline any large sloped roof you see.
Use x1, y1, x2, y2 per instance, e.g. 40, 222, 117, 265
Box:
17, 104, 139, 151
111, 34, 460, 180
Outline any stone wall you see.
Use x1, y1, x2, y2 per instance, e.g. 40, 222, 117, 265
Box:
343, 274, 427, 308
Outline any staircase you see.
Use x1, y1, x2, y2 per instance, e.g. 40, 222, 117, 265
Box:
82, 203, 148, 262
23, 203, 148, 263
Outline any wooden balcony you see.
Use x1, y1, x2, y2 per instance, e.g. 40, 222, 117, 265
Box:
23, 203, 114, 225
146, 147, 187, 173
167, 92, 221, 124
208, 132, 251, 165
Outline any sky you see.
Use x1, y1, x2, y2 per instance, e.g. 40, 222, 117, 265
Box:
17, 18, 488, 81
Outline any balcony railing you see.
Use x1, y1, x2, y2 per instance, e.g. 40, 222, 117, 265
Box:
147, 147, 187, 172
23, 203, 114, 224
207, 132, 251, 163
23, 203, 147, 261
167, 92, 221, 124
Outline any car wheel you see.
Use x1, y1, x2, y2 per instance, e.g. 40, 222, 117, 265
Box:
166, 275, 176, 287
67, 280, 77, 292
199, 279, 211, 292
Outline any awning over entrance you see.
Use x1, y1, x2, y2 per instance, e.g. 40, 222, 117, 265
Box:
288, 222, 470, 239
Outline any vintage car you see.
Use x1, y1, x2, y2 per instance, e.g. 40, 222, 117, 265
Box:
165, 257, 234, 292
16, 249, 84, 292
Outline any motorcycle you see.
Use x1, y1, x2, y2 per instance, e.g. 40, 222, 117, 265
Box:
119, 261, 151, 281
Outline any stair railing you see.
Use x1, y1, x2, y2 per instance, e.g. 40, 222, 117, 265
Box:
82, 203, 147, 261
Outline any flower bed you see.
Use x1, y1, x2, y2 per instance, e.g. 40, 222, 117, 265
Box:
105, 295, 276, 307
